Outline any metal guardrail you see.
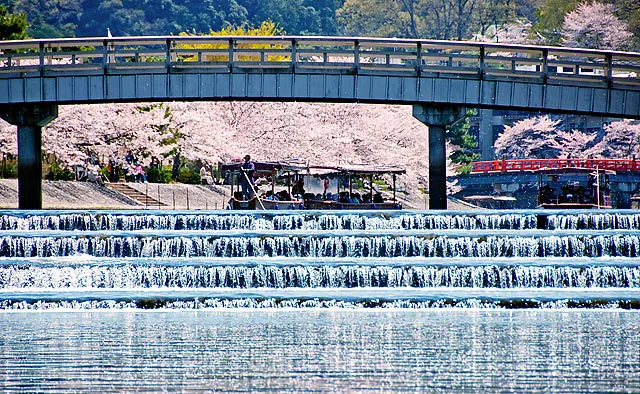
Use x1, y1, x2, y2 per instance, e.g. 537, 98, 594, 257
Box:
472, 158, 640, 173
0, 36, 639, 87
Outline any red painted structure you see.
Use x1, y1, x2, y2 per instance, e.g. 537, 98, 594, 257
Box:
471, 158, 640, 174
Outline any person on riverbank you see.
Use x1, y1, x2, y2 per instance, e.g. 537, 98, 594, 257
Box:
200, 165, 213, 185
240, 155, 255, 200
132, 162, 147, 183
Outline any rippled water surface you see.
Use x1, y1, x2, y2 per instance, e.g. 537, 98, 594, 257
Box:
1, 309, 639, 393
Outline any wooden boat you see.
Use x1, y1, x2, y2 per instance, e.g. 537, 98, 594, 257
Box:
535, 167, 614, 209
222, 160, 405, 210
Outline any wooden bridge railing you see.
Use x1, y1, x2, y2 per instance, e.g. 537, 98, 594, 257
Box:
0, 36, 639, 87
471, 158, 640, 173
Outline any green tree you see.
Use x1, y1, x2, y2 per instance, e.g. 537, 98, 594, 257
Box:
0, 4, 28, 40
8, 0, 81, 38
447, 109, 479, 173
242, 0, 341, 36
336, 0, 519, 40
533, 0, 580, 44
337, 0, 413, 37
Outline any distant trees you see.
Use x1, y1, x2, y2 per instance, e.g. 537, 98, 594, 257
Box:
0, 0, 342, 38
3, 0, 81, 38
534, 0, 638, 49
448, 110, 480, 174
493, 115, 640, 161
533, 0, 580, 45
0, 4, 28, 40
587, 120, 640, 158
337, 0, 526, 40
561, 2, 632, 50
494, 115, 597, 159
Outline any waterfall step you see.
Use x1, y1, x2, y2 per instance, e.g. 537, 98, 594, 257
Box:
4, 209, 640, 230
3, 210, 640, 309
2, 288, 640, 309
2, 255, 640, 267
3, 229, 640, 238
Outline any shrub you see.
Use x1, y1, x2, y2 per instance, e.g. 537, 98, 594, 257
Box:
45, 161, 74, 181
177, 165, 200, 184
147, 166, 172, 183
0, 157, 18, 178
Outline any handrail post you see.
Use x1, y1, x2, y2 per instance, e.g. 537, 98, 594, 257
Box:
39, 42, 45, 76
354, 40, 360, 73
416, 42, 422, 76
165, 38, 172, 71
228, 38, 234, 72
479, 45, 485, 79
542, 49, 548, 84
605, 53, 613, 88
102, 39, 108, 71
291, 38, 297, 72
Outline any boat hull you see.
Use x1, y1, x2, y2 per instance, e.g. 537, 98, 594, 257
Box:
228, 198, 401, 210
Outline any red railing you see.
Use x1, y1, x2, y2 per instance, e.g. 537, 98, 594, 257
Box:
471, 158, 640, 173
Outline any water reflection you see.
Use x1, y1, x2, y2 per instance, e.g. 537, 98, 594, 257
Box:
1, 310, 638, 392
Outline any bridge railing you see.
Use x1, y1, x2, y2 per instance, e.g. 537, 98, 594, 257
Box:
471, 158, 640, 173
1, 36, 639, 87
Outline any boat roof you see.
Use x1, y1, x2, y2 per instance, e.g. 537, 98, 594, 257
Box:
220, 159, 307, 173
307, 163, 406, 176
222, 160, 406, 175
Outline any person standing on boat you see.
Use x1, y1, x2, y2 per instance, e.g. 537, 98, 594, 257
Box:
240, 154, 256, 200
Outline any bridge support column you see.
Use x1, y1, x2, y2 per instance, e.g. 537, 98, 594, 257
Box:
0, 104, 58, 209
413, 104, 466, 210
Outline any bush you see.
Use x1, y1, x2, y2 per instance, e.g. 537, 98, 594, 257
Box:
146, 166, 172, 183
45, 161, 74, 181
0, 157, 18, 178
177, 166, 200, 184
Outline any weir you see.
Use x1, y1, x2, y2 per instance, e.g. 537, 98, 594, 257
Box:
0, 210, 639, 309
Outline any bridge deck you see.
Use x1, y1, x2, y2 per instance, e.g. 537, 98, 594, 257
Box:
1, 36, 639, 118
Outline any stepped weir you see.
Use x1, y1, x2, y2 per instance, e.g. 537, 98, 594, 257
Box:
1, 209, 639, 310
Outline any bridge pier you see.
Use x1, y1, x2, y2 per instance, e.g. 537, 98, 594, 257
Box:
0, 104, 58, 209
413, 104, 466, 210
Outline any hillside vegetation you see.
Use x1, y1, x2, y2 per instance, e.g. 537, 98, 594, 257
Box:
0, 0, 638, 50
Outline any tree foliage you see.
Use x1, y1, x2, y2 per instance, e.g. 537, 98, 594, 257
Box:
447, 109, 480, 173
494, 115, 597, 159
337, 0, 523, 40
587, 120, 640, 158
177, 21, 285, 62
561, 2, 632, 50
0, 0, 341, 38
0, 4, 28, 40
533, 0, 580, 44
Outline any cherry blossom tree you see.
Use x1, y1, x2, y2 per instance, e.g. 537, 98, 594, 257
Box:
0, 123, 16, 157
477, 20, 538, 44
561, 2, 632, 50
586, 119, 640, 158
1, 100, 472, 199
494, 115, 596, 159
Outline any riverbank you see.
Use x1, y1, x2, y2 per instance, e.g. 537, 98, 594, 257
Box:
0, 179, 475, 210
0, 180, 230, 210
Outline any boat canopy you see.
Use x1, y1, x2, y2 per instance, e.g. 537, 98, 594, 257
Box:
305, 163, 406, 177
221, 160, 406, 177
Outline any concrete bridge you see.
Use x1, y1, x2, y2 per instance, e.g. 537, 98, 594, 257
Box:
1, 36, 640, 209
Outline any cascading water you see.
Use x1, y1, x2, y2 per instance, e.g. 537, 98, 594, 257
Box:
1, 209, 639, 309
